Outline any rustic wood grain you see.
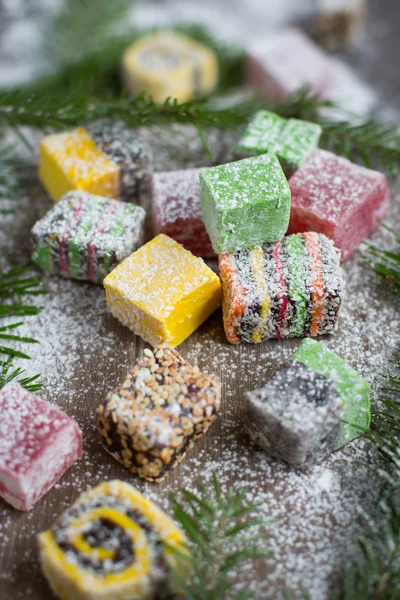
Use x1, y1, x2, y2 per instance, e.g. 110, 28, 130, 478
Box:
1, 1, 400, 599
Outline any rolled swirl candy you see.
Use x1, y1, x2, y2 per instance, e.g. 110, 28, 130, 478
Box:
219, 232, 345, 344
38, 480, 187, 600
122, 31, 219, 103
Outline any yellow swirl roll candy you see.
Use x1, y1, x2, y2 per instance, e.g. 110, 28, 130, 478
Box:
122, 30, 219, 103
38, 480, 187, 600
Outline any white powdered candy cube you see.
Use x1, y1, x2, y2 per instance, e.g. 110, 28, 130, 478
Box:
0, 383, 82, 510
247, 28, 333, 99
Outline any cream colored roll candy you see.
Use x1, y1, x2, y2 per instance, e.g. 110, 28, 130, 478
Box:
122, 30, 219, 103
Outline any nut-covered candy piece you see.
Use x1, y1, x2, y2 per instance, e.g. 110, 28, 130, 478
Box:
97, 344, 221, 482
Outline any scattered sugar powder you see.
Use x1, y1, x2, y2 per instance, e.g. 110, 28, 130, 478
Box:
0, 132, 399, 598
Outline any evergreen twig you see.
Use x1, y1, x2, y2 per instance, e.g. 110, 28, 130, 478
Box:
364, 225, 400, 293
169, 473, 271, 599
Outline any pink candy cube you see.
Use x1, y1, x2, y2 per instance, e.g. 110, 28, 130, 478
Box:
247, 28, 333, 99
288, 150, 389, 260
0, 382, 82, 511
152, 168, 215, 258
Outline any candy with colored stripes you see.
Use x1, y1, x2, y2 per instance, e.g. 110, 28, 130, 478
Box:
245, 361, 343, 468
247, 28, 333, 99
245, 339, 370, 468
236, 110, 322, 175
122, 30, 219, 104
200, 154, 291, 254
97, 344, 221, 482
104, 234, 222, 347
32, 191, 146, 284
39, 120, 152, 207
38, 480, 187, 600
218, 232, 345, 344
0, 382, 82, 511
288, 150, 389, 260
152, 168, 214, 257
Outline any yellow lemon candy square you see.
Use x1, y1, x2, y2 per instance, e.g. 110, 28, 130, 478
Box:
104, 234, 222, 347
39, 128, 120, 202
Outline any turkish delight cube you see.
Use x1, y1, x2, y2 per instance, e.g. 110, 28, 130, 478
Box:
39, 120, 153, 207
245, 361, 343, 468
38, 480, 187, 600
97, 345, 221, 482
104, 234, 222, 347
200, 154, 291, 254
291, 339, 371, 448
219, 232, 345, 344
152, 168, 214, 257
288, 149, 389, 260
236, 110, 322, 175
0, 382, 82, 511
247, 28, 333, 99
314, 0, 366, 49
122, 30, 219, 104
32, 191, 146, 284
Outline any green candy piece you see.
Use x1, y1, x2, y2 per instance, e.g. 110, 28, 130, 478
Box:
200, 154, 291, 254
33, 244, 53, 274
284, 234, 308, 337
236, 110, 322, 175
291, 339, 371, 448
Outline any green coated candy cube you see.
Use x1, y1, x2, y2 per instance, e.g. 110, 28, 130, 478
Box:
200, 154, 291, 254
236, 110, 322, 175
291, 339, 371, 448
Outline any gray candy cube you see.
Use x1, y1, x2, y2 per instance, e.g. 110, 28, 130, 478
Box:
245, 361, 343, 469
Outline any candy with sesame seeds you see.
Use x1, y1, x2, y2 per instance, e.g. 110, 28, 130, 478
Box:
38, 479, 187, 600
96, 345, 221, 482
152, 168, 214, 257
247, 28, 333, 99
121, 30, 219, 104
236, 110, 322, 175
39, 120, 153, 207
288, 149, 390, 260
218, 232, 345, 344
245, 361, 343, 469
104, 234, 222, 347
31, 191, 146, 284
200, 154, 291, 254
0, 382, 82, 511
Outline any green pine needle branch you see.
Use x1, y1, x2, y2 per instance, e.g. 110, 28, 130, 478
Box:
169, 473, 271, 599
0, 266, 46, 390
364, 225, 400, 294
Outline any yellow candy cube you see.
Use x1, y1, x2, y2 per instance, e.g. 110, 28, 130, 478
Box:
39, 128, 120, 203
122, 30, 219, 104
38, 480, 187, 600
104, 234, 222, 347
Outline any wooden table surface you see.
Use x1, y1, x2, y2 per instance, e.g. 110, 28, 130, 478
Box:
1, 1, 400, 599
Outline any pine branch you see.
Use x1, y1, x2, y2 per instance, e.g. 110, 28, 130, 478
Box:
0, 266, 45, 390
169, 473, 271, 599
364, 225, 400, 294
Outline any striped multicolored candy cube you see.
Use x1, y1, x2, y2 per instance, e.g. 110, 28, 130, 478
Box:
218, 232, 345, 344
38, 480, 187, 600
288, 149, 389, 260
32, 191, 146, 284
236, 110, 322, 175
122, 30, 219, 104
247, 28, 333, 100
39, 120, 152, 208
152, 168, 214, 258
104, 234, 222, 348
245, 339, 370, 469
200, 154, 291, 255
